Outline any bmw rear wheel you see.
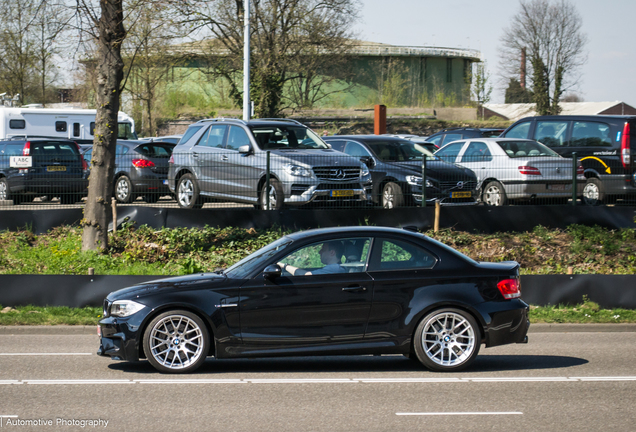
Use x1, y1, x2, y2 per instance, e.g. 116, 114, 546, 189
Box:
143, 310, 210, 373
414, 308, 481, 372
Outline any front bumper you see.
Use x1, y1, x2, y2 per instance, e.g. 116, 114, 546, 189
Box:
97, 315, 146, 362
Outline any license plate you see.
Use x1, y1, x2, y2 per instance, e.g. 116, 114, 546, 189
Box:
451, 191, 472, 198
548, 184, 568, 191
331, 190, 354, 197
47, 166, 66, 172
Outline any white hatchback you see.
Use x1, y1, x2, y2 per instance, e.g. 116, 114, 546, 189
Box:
434, 138, 585, 205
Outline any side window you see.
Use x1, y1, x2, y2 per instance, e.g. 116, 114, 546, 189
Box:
179, 125, 203, 145
90, 122, 95, 135
505, 122, 530, 139
441, 133, 463, 145
534, 121, 568, 147
9, 119, 25, 129
73, 123, 80, 137
345, 141, 371, 157
427, 135, 443, 147
84, 148, 92, 163
460, 141, 492, 163
55, 121, 67, 132
435, 142, 465, 163
570, 121, 612, 147
369, 238, 437, 271
115, 145, 129, 156
226, 126, 250, 151
278, 238, 372, 275
326, 140, 345, 151
197, 125, 227, 148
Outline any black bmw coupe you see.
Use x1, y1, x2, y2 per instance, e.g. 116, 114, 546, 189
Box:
98, 226, 529, 373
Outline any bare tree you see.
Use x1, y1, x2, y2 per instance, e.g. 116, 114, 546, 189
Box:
499, 0, 587, 114
77, 0, 126, 251
174, 0, 361, 117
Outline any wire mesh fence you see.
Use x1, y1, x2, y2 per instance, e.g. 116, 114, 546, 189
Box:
0, 147, 633, 210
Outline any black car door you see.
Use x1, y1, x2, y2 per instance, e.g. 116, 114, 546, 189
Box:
238, 237, 374, 349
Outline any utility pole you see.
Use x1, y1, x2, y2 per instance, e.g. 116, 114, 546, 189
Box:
242, 0, 251, 121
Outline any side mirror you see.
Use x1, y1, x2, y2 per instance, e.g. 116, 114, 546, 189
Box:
238, 145, 252, 154
262, 264, 282, 280
360, 156, 375, 168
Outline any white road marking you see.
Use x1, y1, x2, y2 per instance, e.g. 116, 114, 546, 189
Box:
0, 353, 92, 356
3, 376, 636, 385
396, 412, 523, 416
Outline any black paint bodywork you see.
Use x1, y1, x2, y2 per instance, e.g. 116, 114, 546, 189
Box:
98, 226, 529, 364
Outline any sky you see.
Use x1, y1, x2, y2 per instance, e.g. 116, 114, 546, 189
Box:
353, 0, 636, 106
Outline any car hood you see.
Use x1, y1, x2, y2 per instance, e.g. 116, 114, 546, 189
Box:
270, 149, 362, 167
387, 160, 476, 182
106, 273, 227, 301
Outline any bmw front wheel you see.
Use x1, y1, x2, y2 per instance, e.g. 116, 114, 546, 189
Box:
143, 310, 210, 373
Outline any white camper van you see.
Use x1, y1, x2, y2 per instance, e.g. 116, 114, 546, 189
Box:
0, 107, 137, 143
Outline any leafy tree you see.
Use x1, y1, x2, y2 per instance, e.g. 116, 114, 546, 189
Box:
504, 78, 533, 104
499, 0, 587, 114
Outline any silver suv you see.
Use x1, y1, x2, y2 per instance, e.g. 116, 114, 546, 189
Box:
168, 118, 372, 209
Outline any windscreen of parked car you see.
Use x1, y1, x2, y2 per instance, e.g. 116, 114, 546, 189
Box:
250, 126, 329, 150
366, 140, 437, 162
134, 144, 175, 158
224, 237, 293, 279
496, 140, 559, 158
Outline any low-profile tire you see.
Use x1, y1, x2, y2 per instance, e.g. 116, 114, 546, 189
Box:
114, 175, 135, 203
413, 308, 481, 372
582, 177, 605, 206
176, 174, 203, 209
482, 181, 507, 206
259, 178, 284, 210
381, 182, 404, 209
143, 310, 210, 374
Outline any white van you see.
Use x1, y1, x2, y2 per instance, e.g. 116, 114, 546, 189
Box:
0, 107, 137, 143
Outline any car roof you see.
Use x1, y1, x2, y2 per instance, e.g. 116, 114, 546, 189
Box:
193, 118, 307, 128
284, 225, 425, 241
323, 135, 411, 142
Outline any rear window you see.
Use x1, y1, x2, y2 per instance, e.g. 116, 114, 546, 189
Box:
134, 144, 174, 157
4, 143, 24, 155
30, 142, 79, 160
497, 140, 559, 158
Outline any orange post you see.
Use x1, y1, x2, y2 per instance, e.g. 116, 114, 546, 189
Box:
374, 104, 386, 135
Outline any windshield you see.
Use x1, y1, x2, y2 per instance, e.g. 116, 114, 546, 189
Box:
250, 125, 329, 150
497, 140, 559, 158
367, 140, 437, 162
224, 237, 293, 279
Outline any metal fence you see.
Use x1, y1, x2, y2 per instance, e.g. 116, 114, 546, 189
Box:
0, 151, 632, 210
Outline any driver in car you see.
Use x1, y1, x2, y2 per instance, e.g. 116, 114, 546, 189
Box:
278, 240, 346, 275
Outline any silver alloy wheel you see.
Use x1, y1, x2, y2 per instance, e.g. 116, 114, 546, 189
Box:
421, 311, 476, 367
0, 180, 7, 200
382, 185, 396, 209
178, 178, 194, 207
115, 178, 130, 202
483, 184, 503, 206
582, 182, 599, 202
148, 315, 204, 370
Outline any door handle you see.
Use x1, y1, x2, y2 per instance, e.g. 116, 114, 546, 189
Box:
192, 152, 199, 158
342, 286, 367, 292
221, 155, 229, 161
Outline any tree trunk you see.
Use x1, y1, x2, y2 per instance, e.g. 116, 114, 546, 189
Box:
81, 0, 126, 251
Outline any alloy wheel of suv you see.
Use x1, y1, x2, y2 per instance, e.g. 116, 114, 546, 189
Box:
177, 173, 203, 209
259, 179, 284, 210
381, 182, 404, 209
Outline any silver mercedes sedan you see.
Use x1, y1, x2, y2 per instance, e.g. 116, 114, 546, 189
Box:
434, 138, 585, 205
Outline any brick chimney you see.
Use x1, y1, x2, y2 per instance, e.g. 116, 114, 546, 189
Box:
520, 47, 527, 89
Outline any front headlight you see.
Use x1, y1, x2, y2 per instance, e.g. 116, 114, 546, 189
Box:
110, 300, 146, 317
284, 164, 313, 177
361, 165, 370, 178
406, 176, 433, 188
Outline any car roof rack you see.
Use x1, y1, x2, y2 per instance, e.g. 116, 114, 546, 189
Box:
256, 118, 305, 126
196, 117, 247, 125
402, 225, 419, 232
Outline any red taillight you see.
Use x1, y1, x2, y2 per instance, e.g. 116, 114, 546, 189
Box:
169, 155, 174, 164
577, 164, 584, 176
497, 278, 521, 299
518, 166, 541, 175
132, 159, 155, 168
22, 141, 31, 156
620, 122, 631, 169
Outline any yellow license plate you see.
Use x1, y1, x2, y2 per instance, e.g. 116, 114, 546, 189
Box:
331, 190, 354, 197
451, 191, 472, 198
47, 166, 66, 172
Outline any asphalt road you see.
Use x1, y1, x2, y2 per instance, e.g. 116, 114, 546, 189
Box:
1, 328, 635, 431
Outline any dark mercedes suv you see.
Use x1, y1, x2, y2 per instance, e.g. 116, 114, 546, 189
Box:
501, 115, 636, 205
0, 138, 88, 205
